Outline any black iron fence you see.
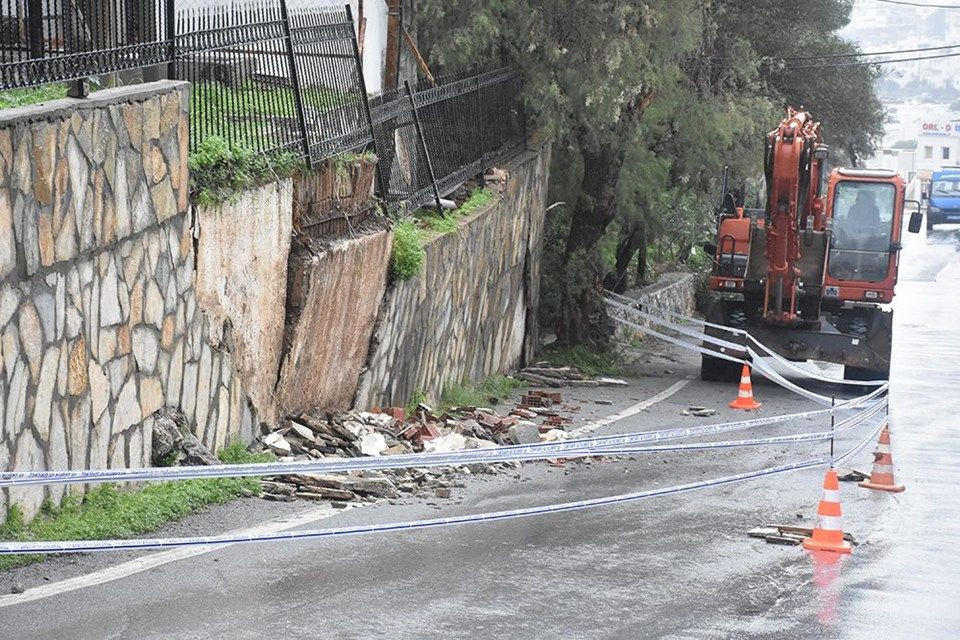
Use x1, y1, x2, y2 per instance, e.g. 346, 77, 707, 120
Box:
0, 0, 525, 211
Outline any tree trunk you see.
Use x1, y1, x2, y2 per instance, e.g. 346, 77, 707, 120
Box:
636, 227, 648, 284
556, 91, 656, 348
557, 137, 627, 346
604, 218, 645, 294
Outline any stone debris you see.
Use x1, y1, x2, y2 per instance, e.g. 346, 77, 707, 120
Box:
680, 406, 718, 417
517, 364, 628, 388
255, 388, 589, 504
151, 409, 219, 467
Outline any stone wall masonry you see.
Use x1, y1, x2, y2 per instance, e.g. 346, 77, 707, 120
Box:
354, 144, 551, 408
0, 82, 257, 523
610, 271, 698, 344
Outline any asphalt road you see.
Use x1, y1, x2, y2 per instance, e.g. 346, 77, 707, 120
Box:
1, 225, 958, 639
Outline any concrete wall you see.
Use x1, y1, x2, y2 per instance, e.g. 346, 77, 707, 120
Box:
194, 180, 293, 425
0, 82, 258, 521
354, 145, 551, 407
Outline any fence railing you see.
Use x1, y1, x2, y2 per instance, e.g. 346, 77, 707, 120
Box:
0, 0, 526, 212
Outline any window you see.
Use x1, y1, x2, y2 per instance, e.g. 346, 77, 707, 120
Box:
829, 181, 896, 282
925, 145, 934, 159
932, 180, 960, 197
944, 147, 951, 160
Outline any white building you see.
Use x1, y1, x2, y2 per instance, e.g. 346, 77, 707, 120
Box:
915, 120, 960, 179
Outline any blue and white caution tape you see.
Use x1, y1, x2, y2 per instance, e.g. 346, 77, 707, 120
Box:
603, 296, 889, 406
0, 457, 830, 556
835, 417, 887, 466
0, 401, 879, 488
606, 292, 888, 387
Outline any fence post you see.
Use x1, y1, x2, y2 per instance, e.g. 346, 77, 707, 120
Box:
26, 0, 44, 60
279, 0, 313, 165
405, 80, 443, 212
474, 67, 483, 172
346, 4, 388, 200
165, 0, 177, 79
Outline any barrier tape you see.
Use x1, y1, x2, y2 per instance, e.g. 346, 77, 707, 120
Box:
0, 457, 830, 556
0, 400, 887, 488
835, 417, 887, 466
606, 291, 887, 386
603, 296, 889, 407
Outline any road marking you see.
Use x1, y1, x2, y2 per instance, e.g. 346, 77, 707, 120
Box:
0, 378, 692, 607
0, 503, 356, 609
568, 377, 692, 438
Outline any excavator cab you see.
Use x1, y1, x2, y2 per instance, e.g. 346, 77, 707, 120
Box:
822, 169, 910, 305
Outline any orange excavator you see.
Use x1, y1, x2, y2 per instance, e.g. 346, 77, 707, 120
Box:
701, 107, 923, 381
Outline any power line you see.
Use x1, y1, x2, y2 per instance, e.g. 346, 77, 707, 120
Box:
782, 42, 960, 61
871, 0, 960, 8
785, 49, 960, 69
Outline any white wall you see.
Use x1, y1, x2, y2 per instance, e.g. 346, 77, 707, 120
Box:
315, 0, 389, 94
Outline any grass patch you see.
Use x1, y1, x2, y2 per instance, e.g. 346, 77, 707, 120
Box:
189, 136, 301, 207
405, 389, 429, 415
0, 442, 272, 572
330, 150, 377, 180
414, 187, 495, 238
189, 82, 346, 151
0, 83, 69, 110
391, 188, 496, 280
437, 375, 526, 412
390, 218, 426, 281
538, 345, 623, 377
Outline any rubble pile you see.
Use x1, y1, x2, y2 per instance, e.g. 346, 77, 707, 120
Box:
254, 389, 586, 504
517, 365, 628, 388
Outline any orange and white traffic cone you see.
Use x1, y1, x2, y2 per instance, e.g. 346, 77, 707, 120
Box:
802, 468, 852, 555
858, 421, 905, 493
729, 363, 761, 410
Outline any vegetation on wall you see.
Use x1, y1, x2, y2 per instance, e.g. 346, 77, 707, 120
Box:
188, 136, 301, 206
390, 188, 495, 281
390, 218, 427, 281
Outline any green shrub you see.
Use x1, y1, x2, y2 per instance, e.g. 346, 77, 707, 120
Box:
188, 136, 300, 207
390, 219, 426, 280
539, 345, 623, 377
439, 375, 526, 411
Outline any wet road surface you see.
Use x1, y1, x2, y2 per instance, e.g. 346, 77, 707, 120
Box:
1, 226, 958, 639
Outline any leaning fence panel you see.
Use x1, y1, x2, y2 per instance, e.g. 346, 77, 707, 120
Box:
369, 68, 526, 213
176, 0, 305, 160
287, 4, 370, 164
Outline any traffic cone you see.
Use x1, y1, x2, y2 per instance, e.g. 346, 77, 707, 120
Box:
858, 421, 905, 493
802, 469, 852, 555
729, 364, 761, 410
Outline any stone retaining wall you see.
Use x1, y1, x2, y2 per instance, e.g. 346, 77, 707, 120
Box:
611, 271, 698, 343
0, 82, 257, 522
354, 144, 551, 407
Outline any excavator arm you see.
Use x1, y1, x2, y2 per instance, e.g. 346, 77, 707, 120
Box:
762, 108, 824, 325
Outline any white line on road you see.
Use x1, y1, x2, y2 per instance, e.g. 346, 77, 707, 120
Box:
0, 503, 356, 609
568, 377, 692, 438
0, 377, 692, 607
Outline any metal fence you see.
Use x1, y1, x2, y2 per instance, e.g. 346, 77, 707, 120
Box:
370, 68, 525, 211
0, 0, 525, 211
